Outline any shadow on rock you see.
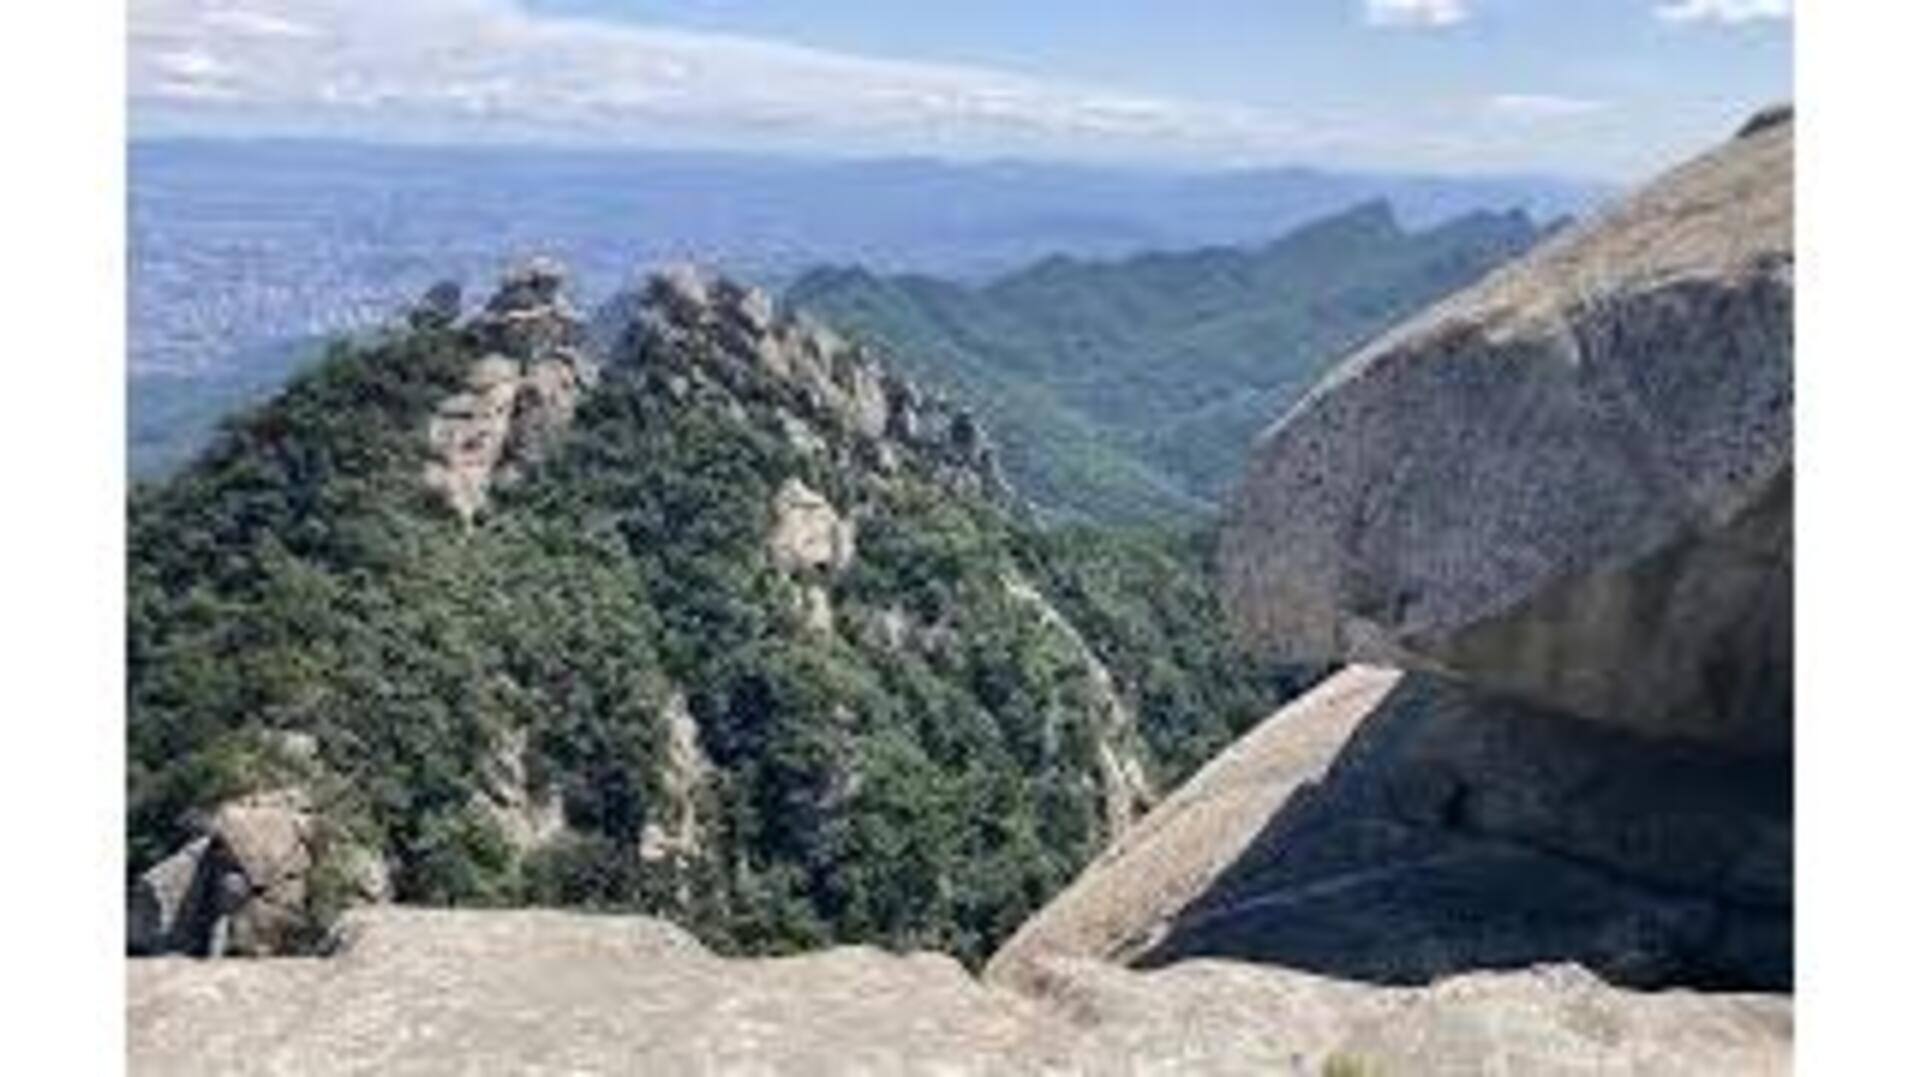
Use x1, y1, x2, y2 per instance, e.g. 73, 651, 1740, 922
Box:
1135, 673, 1791, 992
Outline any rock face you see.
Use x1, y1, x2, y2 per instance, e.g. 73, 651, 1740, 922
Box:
768, 477, 857, 576
128, 906, 1791, 1075
989, 667, 1790, 994
1003, 571, 1155, 837
622, 263, 1010, 501
637, 694, 713, 865
988, 667, 1406, 993
1223, 114, 1793, 748
128, 788, 390, 958
128, 837, 214, 955
422, 261, 599, 522
475, 727, 567, 856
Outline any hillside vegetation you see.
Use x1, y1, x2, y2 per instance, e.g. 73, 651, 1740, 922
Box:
127, 264, 1313, 966
790, 201, 1548, 523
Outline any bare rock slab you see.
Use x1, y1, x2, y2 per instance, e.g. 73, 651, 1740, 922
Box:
129, 906, 1789, 1075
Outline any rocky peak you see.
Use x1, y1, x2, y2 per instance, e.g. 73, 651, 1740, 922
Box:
473, 256, 586, 364
613, 264, 1010, 500
1737, 102, 1792, 140
407, 279, 463, 331
421, 261, 599, 522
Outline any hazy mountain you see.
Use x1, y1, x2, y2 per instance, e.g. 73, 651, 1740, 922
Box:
129, 138, 1606, 379
791, 201, 1549, 523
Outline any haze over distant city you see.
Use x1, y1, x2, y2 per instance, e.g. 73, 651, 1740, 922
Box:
132, 0, 1790, 180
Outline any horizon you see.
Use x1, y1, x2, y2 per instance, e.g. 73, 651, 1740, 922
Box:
127, 130, 1623, 188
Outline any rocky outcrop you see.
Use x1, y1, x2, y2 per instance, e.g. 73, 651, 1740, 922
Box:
637, 694, 713, 865
1003, 572, 1155, 838
128, 837, 215, 956
988, 667, 1790, 994
423, 355, 523, 521
1223, 113, 1793, 749
768, 477, 857, 576
620, 264, 1010, 500
475, 727, 566, 856
129, 906, 1790, 1075
988, 667, 1404, 993
128, 788, 390, 958
422, 260, 599, 522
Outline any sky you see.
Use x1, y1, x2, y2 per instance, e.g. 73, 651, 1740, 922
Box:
128, 1, 1792, 181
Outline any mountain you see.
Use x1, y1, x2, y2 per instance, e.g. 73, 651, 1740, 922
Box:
125, 139, 1604, 482
125, 259, 1313, 968
789, 201, 1549, 523
127, 141, 1599, 480
130, 138, 1607, 379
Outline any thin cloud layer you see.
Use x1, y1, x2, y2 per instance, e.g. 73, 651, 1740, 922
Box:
130, 0, 1330, 161
1656, 0, 1793, 24
1487, 94, 1610, 120
1365, 0, 1471, 28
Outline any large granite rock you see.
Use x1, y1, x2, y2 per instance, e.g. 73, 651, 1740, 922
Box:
127, 788, 390, 958
128, 837, 214, 955
129, 906, 1789, 1076
1222, 113, 1793, 749
989, 666, 1791, 994
969, 112, 1796, 1074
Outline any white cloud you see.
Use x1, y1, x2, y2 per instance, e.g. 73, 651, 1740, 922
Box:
1486, 94, 1610, 120
1365, 0, 1470, 28
1655, 0, 1792, 24
128, 0, 1331, 161
203, 8, 322, 39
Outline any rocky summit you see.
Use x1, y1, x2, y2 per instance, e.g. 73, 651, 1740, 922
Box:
130, 906, 1789, 1076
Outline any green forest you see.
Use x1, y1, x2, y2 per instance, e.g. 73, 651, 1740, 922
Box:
791, 201, 1546, 523
127, 282, 1317, 967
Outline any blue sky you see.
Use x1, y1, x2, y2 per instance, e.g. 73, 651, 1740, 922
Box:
130, 1, 1791, 181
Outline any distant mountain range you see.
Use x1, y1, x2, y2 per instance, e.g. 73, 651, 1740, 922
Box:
791, 201, 1550, 523
130, 139, 1607, 378
128, 141, 1595, 483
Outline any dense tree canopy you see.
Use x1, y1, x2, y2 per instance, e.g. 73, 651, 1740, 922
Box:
128, 299, 1315, 966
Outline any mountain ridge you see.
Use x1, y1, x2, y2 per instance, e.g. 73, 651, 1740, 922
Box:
126, 257, 1310, 968
790, 199, 1548, 522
